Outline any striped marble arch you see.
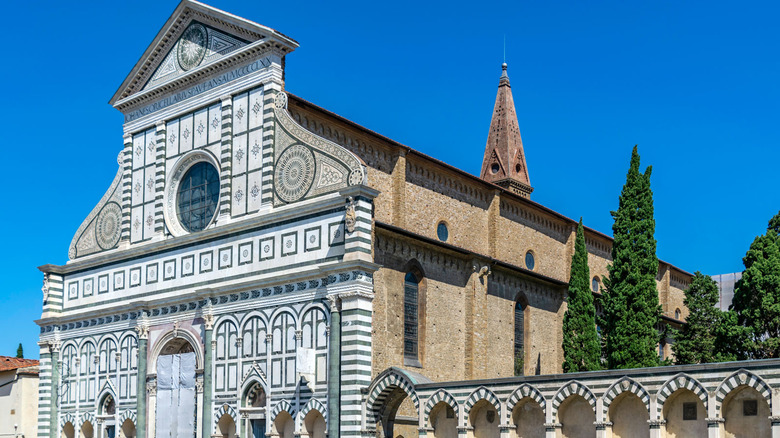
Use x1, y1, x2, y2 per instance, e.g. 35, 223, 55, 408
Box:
602, 377, 651, 420
656, 373, 708, 419
715, 369, 772, 414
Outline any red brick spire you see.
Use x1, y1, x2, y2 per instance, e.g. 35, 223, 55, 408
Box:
479, 63, 533, 198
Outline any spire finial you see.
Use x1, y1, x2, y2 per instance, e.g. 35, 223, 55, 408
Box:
499, 61, 509, 84
503, 34, 506, 64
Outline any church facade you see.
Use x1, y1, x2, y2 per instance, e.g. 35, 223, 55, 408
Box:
35, 2, 780, 438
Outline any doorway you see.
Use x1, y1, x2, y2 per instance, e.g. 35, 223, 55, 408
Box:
155, 338, 197, 438
251, 420, 266, 438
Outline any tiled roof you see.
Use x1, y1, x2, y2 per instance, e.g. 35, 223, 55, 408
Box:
0, 356, 39, 372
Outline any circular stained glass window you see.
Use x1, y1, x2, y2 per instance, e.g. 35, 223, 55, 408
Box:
437, 222, 449, 242
525, 251, 535, 270
176, 162, 220, 233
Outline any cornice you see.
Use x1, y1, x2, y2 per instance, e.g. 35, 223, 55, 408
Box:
111, 0, 298, 105
114, 41, 285, 113
375, 221, 567, 288
40, 190, 360, 276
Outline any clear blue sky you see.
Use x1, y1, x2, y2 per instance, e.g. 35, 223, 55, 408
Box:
1, 0, 778, 358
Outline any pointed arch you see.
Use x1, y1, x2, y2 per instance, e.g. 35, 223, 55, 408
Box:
552, 380, 596, 419
214, 403, 238, 425
506, 384, 546, 422
464, 386, 502, 421
241, 363, 269, 406
118, 410, 137, 424
656, 373, 708, 418
61, 413, 76, 429
715, 369, 772, 414
79, 412, 95, 429
299, 397, 327, 422
602, 377, 650, 419
96, 380, 118, 413
424, 389, 459, 423
365, 367, 426, 425
270, 399, 296, 424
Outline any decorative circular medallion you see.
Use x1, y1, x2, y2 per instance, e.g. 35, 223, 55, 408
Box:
177, 23, 208, 71
275, 145, 315, 203
348, 168, 364, 186
96, 202, 121, 250
274, 91, 288, 109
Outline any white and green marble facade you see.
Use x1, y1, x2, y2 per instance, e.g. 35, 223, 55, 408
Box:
38, 2, 374, 438
38, 3, 780, 438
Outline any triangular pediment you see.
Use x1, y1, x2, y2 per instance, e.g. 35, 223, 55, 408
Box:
110, 0, 298, 108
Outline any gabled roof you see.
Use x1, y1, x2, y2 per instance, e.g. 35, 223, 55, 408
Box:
109, 0, 298, 107
0, 356, 39, 372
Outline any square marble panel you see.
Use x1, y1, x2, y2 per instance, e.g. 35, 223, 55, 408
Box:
129, 267, 142, 287
68, 282, 79, 299
238, 242, 253, 265
113, 271, 125, 291
199, 251, 213, 274
281, 232, 298, 257
181, 255, 195, 277
82, 278, 93, 297
98, 274, 109, 294
305, 227, 321, 252
259, 237, 274, 261
218, 246, 233, 270
146, 264, 158, 284
163, 259, 176, 280
329, 221, 345, 246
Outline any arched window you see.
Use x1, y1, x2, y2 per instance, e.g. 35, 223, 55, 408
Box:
514, 296, 527, 376
675, 308, 681, 320
404, 272, 420, 364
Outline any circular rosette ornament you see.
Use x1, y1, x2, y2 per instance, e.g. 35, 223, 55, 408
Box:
275, 145, 315, 203
348, 168, 365, 186
177, 23, 208, 71
274, 91, 288, 109
96, 202, 122, 250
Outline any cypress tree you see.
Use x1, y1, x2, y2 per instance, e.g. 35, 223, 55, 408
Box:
16, 343, 23, 359
562, 218, 602, 372
601, 146, 662, 369
731, 210, 780, 359
672, 272, 722, 364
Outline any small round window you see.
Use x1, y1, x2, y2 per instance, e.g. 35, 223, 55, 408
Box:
592, 276, 600, 292
437, 222, 449, 242
176, 161, 220, 232
525, 251, 535, 270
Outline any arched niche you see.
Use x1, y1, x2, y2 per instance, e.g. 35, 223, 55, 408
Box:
217, 413, 237, 438
607, 392, 649, 438
62, 422, 75, 438
722, 386, 771, 438
303, 408, 326, 438
557, 395, 595, 438
119, 419, 136, 438
662, 388, 707, 438
510, 398, 544, 438
469, 399, 500, 438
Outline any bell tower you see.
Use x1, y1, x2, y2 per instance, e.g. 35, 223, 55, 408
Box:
479, 63, 533, 198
